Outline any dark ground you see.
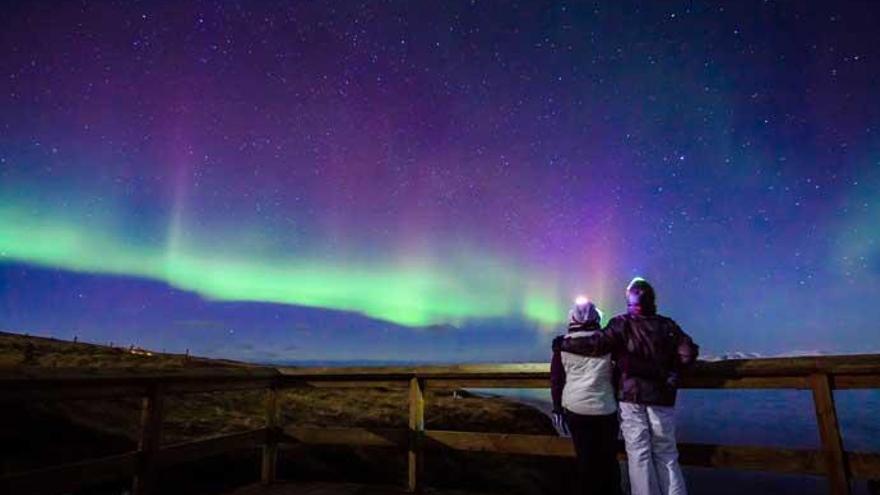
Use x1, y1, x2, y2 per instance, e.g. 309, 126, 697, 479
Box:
1, 332, 875, 495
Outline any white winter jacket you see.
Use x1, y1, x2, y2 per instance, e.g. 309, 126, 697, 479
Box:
561, 330, 617, 415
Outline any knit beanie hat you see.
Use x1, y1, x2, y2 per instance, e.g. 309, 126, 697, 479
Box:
568, 298, 601, 329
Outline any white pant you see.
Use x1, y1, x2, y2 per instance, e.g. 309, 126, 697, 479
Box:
619, 402, 687, 495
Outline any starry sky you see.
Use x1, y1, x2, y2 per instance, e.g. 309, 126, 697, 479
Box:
1, 1, 878, 363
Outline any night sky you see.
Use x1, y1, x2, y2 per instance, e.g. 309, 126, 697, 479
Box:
1, 2, 878, 363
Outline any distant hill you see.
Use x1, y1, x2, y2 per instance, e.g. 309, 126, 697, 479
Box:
701, 349, 877, 361
0, 330, 251, 369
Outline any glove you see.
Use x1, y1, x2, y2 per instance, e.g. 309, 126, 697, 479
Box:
552, 335, 564, 353
552, 410, 569, 435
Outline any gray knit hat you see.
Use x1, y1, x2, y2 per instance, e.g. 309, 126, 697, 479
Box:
568, 298, 601, 329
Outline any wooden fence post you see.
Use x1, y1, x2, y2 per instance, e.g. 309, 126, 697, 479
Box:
810, 373, 851, 495
261, 385, 280, 484
133, 383, 164, 495
408, 377, 425, 493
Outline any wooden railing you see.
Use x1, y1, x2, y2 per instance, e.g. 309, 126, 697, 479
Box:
1, 355, 879, 495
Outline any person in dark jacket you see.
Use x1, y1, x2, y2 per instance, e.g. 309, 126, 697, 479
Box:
551, 297, 622, 495
553, 278, 698, 495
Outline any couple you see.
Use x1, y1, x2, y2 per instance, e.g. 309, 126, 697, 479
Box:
550, 278, 699, 495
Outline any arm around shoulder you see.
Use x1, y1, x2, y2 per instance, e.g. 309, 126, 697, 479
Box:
558, 317, 624, 356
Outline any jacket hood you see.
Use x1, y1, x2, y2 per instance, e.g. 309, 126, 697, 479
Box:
626, 278, 657, 316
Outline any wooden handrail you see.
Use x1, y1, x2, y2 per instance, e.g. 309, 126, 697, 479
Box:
2, 354, 879, 390
276, 354, 880, 379
2, 354, 880, 495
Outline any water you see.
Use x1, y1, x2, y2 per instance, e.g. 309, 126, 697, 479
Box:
469, 388, 880, 452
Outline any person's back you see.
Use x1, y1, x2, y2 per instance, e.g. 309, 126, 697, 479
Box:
550, 299, 621, 495
561, 326, 616, 415
604, 311, 696, 407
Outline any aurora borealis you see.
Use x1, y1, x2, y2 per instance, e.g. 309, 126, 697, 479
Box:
1, 2, 879, 362
0, 205, 560, 327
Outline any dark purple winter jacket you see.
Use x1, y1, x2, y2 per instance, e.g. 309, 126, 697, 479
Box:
554, 310, 698, 407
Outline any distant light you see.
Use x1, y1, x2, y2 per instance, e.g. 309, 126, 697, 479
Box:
574, 295, 589, 306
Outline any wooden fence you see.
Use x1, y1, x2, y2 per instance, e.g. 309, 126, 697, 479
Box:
1, 354, 879, 495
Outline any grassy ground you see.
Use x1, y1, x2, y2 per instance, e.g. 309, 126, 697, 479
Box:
0, 331, 566, 495
0, 331, 554, 441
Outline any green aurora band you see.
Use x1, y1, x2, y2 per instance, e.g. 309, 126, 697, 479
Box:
0, 206, 567, 327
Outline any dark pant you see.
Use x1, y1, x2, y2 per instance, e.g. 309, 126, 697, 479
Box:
565, 410, 622, 495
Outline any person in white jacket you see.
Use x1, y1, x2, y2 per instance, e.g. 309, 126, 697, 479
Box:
550, 297, 622, 495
